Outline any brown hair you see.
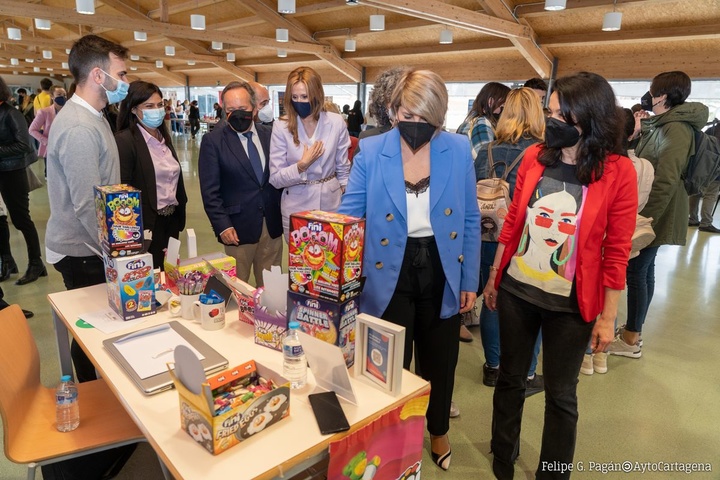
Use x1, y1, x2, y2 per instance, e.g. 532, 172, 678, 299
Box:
282, 66, 325, 146
494, 88, 545, 144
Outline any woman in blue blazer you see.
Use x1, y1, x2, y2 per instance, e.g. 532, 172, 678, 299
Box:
339, 69, 480, 472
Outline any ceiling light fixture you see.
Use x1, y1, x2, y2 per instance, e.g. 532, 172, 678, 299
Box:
602, 0, 622, 31
66, 48, 72, 54
62, 62, 69, 69
165, 45, 175, 56
134, 31, 147, 41
43, 50, 53, 59
278, 0, 295, 14
25, 58, 34, 63
156, 60, 163, 68
188, 60, 196, 66
277, 49, 287, 58
130, 66, 137, 71
226, 52, 235, 62
346, 0, 359, 4
369, 14, 385, 31
33, 67, 40, 72
34, 19, 51, 30
190, 14, 206, 30
7, 28, 22, 40
130, 54, 140, 61
10, 58, 19, 66
76, 0, 95, 15
212, 41, 223, 50
276, 28, 289, 42
47, 68, 53, 71
344, 38, 356, 52
439, 28, 453, 44
544, 0, 566, 11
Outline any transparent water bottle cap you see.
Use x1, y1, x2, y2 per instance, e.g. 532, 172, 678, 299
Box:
288, 321, 300, 330
61, 375, 71, 382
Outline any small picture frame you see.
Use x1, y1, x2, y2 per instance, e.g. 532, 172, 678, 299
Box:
354, 313, 405, 395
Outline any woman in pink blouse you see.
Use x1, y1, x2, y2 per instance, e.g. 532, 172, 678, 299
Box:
29, 85, 66, 176
115, 81, 187, 268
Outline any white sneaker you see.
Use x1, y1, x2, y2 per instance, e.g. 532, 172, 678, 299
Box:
615, 324, 643, 347
593, 352, 608, 374
449, 401, 460, 418
580, 354, 594, 375
607, 335, 642, 358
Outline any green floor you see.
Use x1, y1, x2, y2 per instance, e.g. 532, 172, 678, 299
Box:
1, 133, 719, 479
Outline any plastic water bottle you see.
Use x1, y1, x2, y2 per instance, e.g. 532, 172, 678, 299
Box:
56, 375, 80, 432
283, 321, 307, 389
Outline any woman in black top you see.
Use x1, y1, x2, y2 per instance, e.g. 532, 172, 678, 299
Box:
188, 100, 201, 139
346, 100, 364, 137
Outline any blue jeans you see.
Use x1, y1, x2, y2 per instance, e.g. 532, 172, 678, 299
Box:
480, 241, 540, 376
625, 246, 660, 334
492, 290, 594, 479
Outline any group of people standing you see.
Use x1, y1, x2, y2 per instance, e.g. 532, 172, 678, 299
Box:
1, 28, 713, 479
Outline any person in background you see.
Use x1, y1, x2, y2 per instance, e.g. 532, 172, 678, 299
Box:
324, 100, 357, 161
342, 104, 350, 122
269, 66, 350, 239
0, 286, 33, 319
33, 78, 54, 113
213, 102, 223, 120
523, 77, 549, 105
116, 81, 187, 268
608, 71, 708, 358
688, 114, 720, 233
0, 196, 18, 282
250, 82, 274, 126
474, 87, 545, 396
46, 34, 129, 383
199, 81, 283, 287
339, 69, 480, 471
457, 82, 511, 160
188, 100, 200, 139
29, 85, 67, 177
347, 100, 365, 137
0, 77, 45, 286
17, 88, 35, 126
361, 67, 407, 141
483, 72, 637, 480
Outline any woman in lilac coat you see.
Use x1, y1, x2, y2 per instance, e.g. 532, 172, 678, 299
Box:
269, 66, 351, 238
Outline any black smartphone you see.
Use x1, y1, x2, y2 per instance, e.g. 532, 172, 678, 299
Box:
308, 391, 350, 435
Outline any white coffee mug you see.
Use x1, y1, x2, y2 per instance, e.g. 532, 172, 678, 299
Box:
168, 295, 182, 317
180, 294, 200, 320
193, 300, 225, 330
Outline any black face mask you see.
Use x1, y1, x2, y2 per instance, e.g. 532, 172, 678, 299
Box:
545, 117, 580, 149
640, 92, 654, 112
227, 109, 253, 133
398, 121, 436, 152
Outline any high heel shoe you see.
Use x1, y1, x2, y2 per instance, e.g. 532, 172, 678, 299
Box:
0, 255, 18, 282
16, 260, 47, 285
430, 434, 452, 471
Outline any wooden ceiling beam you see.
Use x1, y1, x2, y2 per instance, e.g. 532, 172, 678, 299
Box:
210, 62, 254, 82
147, 0, 216, 20
343, 39, 512, 59
234, 54, 318, 67
516, 0, 677, 16
360, 0, 529, 38
0, 0, 332, 55
314, 18, 433, 39
541, 23, 720, 47
478, 0, 552, 78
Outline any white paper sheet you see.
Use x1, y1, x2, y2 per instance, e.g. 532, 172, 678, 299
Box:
113, 324, 205, 379
80, 309, 147, 334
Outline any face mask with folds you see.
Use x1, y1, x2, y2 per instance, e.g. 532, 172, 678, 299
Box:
227, 109, 254, 133
137, 107, 165, 129
545, 117, 580, 149
257, 103, 274, 123
100, 69, 129, 104
292, 100, 312, 119
397, 121, 436, 152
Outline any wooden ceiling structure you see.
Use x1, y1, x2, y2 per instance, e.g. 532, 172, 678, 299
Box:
1, 0, 719, 87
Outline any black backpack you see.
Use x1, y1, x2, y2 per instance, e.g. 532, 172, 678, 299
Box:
683, 128, 720, 196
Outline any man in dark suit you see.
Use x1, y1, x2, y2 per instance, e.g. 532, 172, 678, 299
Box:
198, 81, 283, 287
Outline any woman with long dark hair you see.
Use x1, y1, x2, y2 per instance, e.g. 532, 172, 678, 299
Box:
347, 99, 365, 137
115, 81, 187, 268
457, 82, 511, 159
482, 72, 637, 479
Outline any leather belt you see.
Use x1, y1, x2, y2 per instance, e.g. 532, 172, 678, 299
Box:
302, 172, 337, 185
157, 204, 178, 216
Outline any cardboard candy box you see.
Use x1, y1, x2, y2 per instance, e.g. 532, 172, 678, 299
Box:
94, 184, 144, 256
163, 236, 237, 293
288, 210, 365, 303
253, 287, 287, 351
103, 252, 156, 320
170, 360, 290, 455
287, 291, 358, 368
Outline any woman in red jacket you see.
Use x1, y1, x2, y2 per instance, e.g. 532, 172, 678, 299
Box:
483, 72, 638, 480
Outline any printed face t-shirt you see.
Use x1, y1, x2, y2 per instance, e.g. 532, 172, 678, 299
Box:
501, 161, 587, 313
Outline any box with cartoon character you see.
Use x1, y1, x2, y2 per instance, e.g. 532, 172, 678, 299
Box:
169, 360, 290, 455
94, 185, 144, 256
287, 291, 358, 368
288, 210, 365, 303
103, 252, 156, 320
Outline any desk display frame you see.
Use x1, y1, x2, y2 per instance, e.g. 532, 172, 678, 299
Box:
354, 313, 405, 395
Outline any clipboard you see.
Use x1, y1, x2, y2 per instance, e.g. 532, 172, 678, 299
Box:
103, 321, 228, 395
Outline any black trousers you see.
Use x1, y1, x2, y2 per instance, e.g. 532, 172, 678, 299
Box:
148, 208, 183, 269
0, 168, 42, 262
381, 236, 460, 436
189, 118, 200, 136
0, 214, 10, 256
53, 255, 106, 383
491, 289, 594, 480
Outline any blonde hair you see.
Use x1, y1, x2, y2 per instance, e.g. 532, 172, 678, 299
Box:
389, 69, 447, 129
282, 66, 325, 146
494, 87, 545, 144
323, 100, 341, 114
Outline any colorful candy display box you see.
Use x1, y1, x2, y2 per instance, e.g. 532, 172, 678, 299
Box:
287, 291, 358, 368
94, 184, 144, 256
103, 252, 156, 321
169, 360, 290, 455
253, 287, 287, 351
288, 210, 365, 303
